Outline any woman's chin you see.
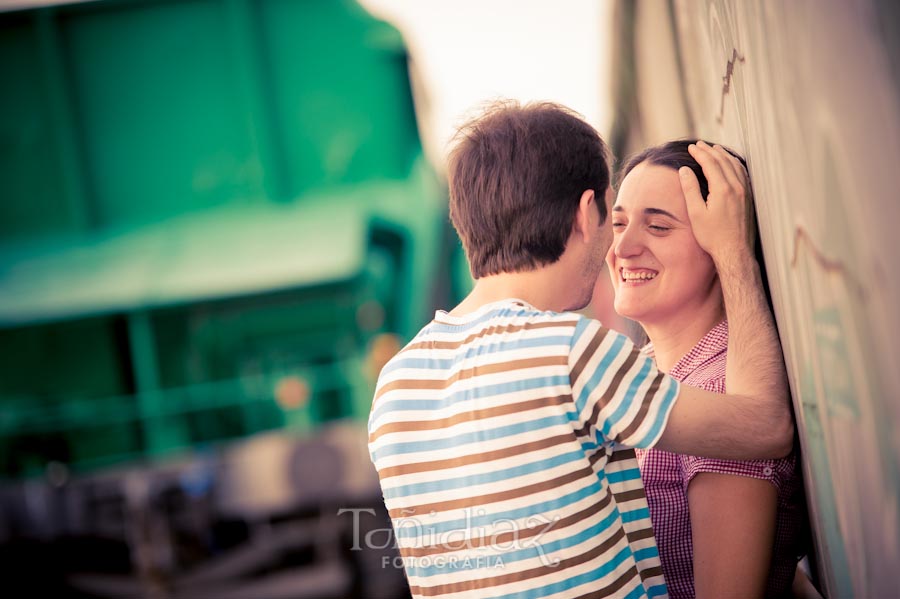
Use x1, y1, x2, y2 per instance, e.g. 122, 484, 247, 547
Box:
613, 303, 648, 324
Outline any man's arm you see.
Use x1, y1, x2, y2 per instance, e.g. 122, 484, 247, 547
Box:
656, 142, 792, 459
655, 384, 791, 459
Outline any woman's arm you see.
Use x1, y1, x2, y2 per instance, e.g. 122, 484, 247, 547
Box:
688, 472, 777, 599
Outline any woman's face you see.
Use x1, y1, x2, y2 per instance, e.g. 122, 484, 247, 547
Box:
605, 162, 721, 327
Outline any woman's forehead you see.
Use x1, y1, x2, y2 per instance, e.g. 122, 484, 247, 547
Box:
614, 163, 686, 213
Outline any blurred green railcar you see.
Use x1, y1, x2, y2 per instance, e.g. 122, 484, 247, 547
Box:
0, 0, 450, 479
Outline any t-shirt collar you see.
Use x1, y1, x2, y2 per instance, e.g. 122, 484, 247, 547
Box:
433, 298, 533, 325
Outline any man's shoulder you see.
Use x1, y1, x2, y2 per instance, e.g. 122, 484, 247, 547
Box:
372, 308, 604, 390
372, 308, 633, 387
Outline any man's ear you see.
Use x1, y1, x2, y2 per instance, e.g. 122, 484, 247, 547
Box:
573, 189, 597, 243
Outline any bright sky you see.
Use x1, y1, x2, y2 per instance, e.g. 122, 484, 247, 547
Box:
359, 0, 613, 172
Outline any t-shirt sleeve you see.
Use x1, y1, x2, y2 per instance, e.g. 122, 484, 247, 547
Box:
569, 317, 679, 448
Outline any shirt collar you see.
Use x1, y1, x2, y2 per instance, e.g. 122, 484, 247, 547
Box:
668, 319, 729, 379
433, 298, 533, 325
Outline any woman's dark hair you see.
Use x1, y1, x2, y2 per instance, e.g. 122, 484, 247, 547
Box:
618, 139, 743, 203
617, 139, 771, 305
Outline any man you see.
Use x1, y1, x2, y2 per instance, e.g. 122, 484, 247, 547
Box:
368, 101, 791, 599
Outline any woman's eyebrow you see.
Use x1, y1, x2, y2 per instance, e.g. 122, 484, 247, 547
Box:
612, 205, 684, 223
644, 207, 683, 222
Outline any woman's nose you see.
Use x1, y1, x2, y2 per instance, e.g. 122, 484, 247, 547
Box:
613, 225, 643, 258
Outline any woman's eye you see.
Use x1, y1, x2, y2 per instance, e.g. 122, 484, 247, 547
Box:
649, 225, 670, 232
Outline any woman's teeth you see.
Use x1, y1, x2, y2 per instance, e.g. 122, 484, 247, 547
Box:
622, 271, 657, 281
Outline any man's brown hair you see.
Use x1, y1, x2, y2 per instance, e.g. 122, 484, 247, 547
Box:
448, 100, 611, 279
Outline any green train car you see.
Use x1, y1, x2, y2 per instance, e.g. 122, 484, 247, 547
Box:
0, 0, 449, 477
0, 1, 454, 595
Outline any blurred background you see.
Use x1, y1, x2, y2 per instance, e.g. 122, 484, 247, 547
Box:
0, 0, 898, 597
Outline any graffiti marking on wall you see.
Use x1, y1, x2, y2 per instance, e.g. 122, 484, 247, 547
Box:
717, 48, 745, 123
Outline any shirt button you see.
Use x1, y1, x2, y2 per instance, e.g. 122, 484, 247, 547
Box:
763, 466, 774, 476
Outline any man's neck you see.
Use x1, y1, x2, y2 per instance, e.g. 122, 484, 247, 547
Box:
450, 264, 578, 316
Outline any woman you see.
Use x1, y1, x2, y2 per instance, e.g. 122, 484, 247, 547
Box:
606, 140, 803, 598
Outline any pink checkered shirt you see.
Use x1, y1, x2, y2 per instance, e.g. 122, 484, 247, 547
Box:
636, 320, 803, 599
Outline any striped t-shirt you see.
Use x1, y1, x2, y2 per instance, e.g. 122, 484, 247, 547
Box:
368, 299, 680, 599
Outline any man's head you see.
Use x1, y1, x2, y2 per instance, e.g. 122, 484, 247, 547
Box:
447, 101, 613, 283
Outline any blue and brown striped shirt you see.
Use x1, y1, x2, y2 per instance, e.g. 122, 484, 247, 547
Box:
369, 299, 680, 599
